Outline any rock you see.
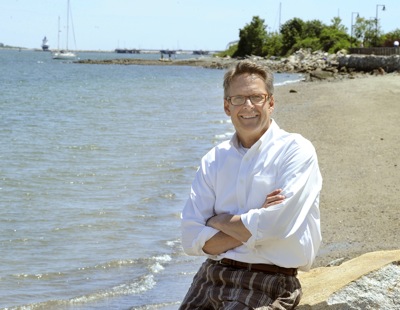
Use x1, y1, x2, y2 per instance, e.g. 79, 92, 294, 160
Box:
328, 263, 400, 309
297, 249, 400, 309
309, 69, 335, 80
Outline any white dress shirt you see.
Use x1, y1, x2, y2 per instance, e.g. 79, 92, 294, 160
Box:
181, 120, 322, 271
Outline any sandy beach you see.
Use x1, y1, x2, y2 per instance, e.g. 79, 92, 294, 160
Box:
272, 74, 400, 268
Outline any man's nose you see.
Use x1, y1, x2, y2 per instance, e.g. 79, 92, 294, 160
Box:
243, 97, 253, 106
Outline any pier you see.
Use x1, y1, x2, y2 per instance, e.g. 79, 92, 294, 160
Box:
115, 48, 141, 54
115, 49, 216, 55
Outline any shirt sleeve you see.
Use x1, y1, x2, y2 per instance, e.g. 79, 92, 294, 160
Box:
241, 137, 322, 250
181, 153, 219, 256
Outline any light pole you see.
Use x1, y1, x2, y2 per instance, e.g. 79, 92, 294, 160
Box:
351, 12, 359, 48
375, 4, 386, 45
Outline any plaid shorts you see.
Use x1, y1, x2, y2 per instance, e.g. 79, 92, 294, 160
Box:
179, 259, 302, 310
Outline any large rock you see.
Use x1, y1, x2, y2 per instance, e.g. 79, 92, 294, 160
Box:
297, 250, 400, 309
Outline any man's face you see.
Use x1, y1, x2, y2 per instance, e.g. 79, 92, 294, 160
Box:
224, 73, 274, 147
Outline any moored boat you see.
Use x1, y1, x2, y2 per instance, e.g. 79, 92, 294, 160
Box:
52, 0, 77, 60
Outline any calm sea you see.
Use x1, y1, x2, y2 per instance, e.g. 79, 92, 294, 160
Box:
0, 49, 304, 310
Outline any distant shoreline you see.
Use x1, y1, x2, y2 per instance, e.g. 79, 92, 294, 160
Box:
4, 47, 398, 80
75, 57, 236, 69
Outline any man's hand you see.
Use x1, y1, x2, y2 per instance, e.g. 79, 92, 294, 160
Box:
261, 189, 285, 208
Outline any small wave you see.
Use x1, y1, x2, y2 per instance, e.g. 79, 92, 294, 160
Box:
6, 275, 157, 310
70, 274, 156, 303
149, 262, 164, 273
275, 75, 305, 86
165, 239, 180, 248
210, 119, 231, 125
214, 132, 234, 140
12, 271, 66, 281
79, 254, 171, 272
6, 255, 174, 309
154, 254, 172, 262
10, 254, 172, 284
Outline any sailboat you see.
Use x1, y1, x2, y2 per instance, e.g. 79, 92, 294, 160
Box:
53, 0, 77, 60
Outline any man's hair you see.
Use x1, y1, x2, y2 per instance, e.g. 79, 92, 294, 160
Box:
223, 60, 274, 98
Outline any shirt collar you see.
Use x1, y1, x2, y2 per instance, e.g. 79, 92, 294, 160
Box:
229, 119, 278, 151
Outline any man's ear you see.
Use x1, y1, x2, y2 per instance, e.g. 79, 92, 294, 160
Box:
224, 99, 231, 116
269, 95, 275, 112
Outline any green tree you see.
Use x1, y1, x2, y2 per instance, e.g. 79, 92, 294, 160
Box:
303, 19, 326, 38
233, 16, 268, 57
215, 42, 238, 58
280, 18, 305, 55
381, 29, 400, 47
330, 16, 347, 33
292, 20, 326, 52
319, 17, 350, 53
263, 32, 283, 57
353, 17, 378, 47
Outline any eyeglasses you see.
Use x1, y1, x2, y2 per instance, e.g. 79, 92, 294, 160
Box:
226, 94, 269, 106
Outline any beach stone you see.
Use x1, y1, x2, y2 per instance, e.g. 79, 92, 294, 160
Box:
297, 250, 400, 309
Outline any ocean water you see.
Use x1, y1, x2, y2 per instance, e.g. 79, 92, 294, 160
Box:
0, 49, 304, 310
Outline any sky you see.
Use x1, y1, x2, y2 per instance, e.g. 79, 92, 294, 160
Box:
1, 0, 399, 51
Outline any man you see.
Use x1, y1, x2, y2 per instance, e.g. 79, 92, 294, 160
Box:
180, 60, 322, 309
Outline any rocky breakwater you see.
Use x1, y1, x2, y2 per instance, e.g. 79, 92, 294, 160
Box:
243, 48, 400, 81
264, 49, 342, 80
338, 54, 400, 73
264, 49, 399, 79
75, 49, 400, 80
190, 49, 345, 80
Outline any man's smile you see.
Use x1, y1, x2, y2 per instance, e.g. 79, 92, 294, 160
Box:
240, 114, 258, 119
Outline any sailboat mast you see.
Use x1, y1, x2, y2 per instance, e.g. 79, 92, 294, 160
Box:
66, 0, 70, 50
57, 16, 61, 50
279, 2, 282, 30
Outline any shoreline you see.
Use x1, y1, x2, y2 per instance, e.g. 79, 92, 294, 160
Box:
75, 52, 400, 82
74, 56, 237, 69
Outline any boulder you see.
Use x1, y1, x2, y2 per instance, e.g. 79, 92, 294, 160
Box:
297, 250, 400, 309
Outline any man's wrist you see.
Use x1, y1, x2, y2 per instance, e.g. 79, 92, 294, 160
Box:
205, 214, 216, 227
206, 214, 233, 230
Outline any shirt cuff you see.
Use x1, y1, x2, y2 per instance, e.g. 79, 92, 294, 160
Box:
240, 212, 258, 249
195, 226, 219, 255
